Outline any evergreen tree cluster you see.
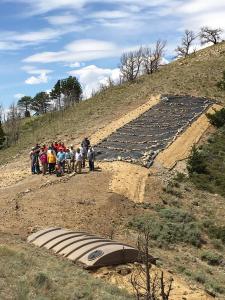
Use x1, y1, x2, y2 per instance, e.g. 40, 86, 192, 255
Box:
17, 76, 82, 117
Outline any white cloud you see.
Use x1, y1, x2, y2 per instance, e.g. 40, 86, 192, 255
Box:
0, 25, 89, 52
24, 39, 120, 63
21, 65, 52, 75
23, 67, 53, 85
0, 41, 22, 50
68, 64, 120, 98
14, 93, 25, 99
5, 0, 178, 15
25, 73, 48, 85
90, 10, 131, 19
46, 14, 77, 25
66, 62, 82, 68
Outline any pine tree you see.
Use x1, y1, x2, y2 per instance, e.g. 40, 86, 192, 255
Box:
50, 80, 62, 110
187, 145, 207, 174
31, 92, 50, 114
17, 96, 32, 117
61, 76, 82, 106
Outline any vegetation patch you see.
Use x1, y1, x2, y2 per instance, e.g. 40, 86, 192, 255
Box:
128, 208, 202, 247
187, 125, 225, 196
201, 251, 222, 266
0, 241, 133, 300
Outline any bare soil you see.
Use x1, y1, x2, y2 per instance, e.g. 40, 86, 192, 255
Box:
0, 97, 223, 299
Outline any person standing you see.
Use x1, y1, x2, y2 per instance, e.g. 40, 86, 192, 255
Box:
39, 148, 48, 175
33, 144, 41, 174
57, 148, 66, 175
70, 145, 75, 171
30, 147, 36, 174
81, 137, 90, 152
48, 150, 56, 174
80, 145, 87, 168
65, 148, 72, 173
74, 148, 82, 174
87, 147, 95, 171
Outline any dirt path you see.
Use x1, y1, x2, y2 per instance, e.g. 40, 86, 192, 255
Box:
100, 161, 149, 202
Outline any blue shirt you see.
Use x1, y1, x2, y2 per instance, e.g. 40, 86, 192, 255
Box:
57, 152, 65, 162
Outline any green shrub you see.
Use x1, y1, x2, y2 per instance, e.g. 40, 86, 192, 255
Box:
211, 239, 224, 250
177, 265, 186, 273
206, 108, 225, 128
34, 272, 51, 290
16, 279, 30, 300
201, 251, 222, 266
173, 172, 187, 182
187, 145, 208, 174
159, 208, 194, 223
128, 208, 202, 247
207, 225, 225, 244
162, 184, 182, 198
194, 272, 206, 284
188, 125, 225, 197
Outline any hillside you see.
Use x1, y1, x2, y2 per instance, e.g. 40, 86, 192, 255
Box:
1, 42, 225, 161
0, 43, 225, 300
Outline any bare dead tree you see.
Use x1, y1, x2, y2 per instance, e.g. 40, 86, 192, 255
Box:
120, 47, 143, 82
131, 226, 173, 300
200, 26, 223, 45
5, 103, 21, 145
142, 40, 167, 75
175, 30, 196, 58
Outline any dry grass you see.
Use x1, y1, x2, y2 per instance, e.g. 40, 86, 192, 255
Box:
0, 233, 133, 300
1, 42, 225, 163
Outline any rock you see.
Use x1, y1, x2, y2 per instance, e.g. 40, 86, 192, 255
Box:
24, 189, 31, 193
101, 270, 110, 276
116, 266, 132, 276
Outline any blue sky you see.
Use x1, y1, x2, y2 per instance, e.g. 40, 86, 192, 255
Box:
0, 0, 225, 109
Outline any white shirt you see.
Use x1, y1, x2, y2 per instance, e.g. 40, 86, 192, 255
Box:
76, 152, 82, 161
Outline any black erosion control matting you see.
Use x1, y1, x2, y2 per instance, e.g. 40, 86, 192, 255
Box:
95, 96, 213, 167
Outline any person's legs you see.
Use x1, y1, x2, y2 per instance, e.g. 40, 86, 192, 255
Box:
71, 159, 75, 171
49, 163, 54, 174
82, 157, 85, 168
91, 160, 94, 171
74, 161, 78, 173
61, 161, 65, 174
31, 162, 35, 174
88, 160, 92, 171
36, 162, 40, 174
41, 163, 46, 175
78, 161, 82, 174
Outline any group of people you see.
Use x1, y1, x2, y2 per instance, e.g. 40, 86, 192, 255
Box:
29, 137, 95, 176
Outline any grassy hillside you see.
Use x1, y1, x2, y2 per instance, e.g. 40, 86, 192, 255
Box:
1, 42, 225, 162
0, 232, 133, 300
